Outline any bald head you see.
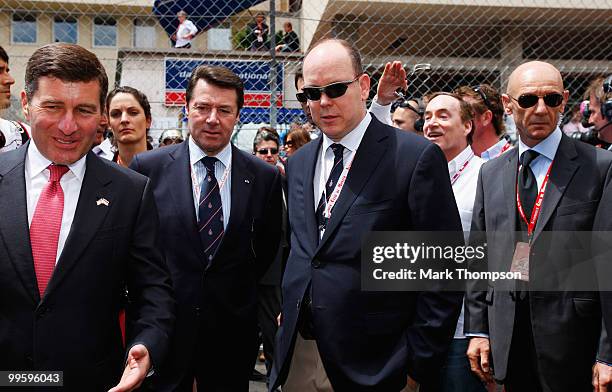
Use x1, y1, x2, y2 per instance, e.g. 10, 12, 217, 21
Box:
507, 61, 563, 97
302, 38, 370, 141
503, 61, 568, 147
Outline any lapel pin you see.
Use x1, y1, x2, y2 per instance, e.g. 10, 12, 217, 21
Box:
96, 197, 110, 206
244, 179, 250, 184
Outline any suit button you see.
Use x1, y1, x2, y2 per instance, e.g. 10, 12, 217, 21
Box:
25, 356, 33, 367
37, 306, 47, 318
312, 259, 321, 268
194, 306, 200, 316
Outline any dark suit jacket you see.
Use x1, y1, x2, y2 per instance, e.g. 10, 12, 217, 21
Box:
0, 144, 175, 391
271, 116, 464, 391
130, 141, 282, 389
465, 134, 612, 391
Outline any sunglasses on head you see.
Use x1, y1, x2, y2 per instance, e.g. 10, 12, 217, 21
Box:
508, 93, 564, 109
296, 92, 307, 103
257, 147, 278, 155
472, 86, 495, 112
302, 75, 361, 101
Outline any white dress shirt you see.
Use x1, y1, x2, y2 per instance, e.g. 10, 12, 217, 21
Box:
92, 138, 114, 161
175, 20, 198, 48
480, 138, 512, 161
313, 112, 371, 210
25, 140, 87, 265
448, 145, 484, 339
189, 137, 232, 229
517, 127, 562, 190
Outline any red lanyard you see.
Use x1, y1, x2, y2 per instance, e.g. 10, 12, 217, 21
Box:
500, 142, 512, 154
450, 152, 474, 185
516, 161, 553, 237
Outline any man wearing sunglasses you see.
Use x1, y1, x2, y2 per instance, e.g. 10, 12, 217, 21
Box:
465, 61, 612, 392
294, 61, 407, 137
271, 38, 463, 392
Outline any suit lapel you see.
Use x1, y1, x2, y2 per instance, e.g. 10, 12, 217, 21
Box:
316, 120, 389, 253
214, 146, 255, 263
303, 138, 323, 254
502, 150, 519, 234
531, 136, 578, 243
166, 142, 204, 257
45, 152, 112, 299
0, 144, 39, 304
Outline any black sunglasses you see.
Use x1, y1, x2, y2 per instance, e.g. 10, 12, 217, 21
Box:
257, 148, 278, 155
509, 93, 564, 109
295, 92, 307, 103
302, 75, 360, 101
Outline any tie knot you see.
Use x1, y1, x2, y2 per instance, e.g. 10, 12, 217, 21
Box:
520, 149, 540, 167
202, 156, 218, 172
48, 164, 69, 182
330, 143, 344, 162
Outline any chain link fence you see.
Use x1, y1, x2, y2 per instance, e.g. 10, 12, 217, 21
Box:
1, 0, 611, 147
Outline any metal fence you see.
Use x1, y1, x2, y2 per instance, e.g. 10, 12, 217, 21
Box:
1, 0, 611, 145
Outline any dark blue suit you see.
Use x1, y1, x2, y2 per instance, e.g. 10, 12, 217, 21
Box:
271, 116, 464, 391
131, 141, 282, 391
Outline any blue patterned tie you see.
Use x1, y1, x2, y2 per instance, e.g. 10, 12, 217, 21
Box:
198, 156, 224, 263
316, 143, 345, 236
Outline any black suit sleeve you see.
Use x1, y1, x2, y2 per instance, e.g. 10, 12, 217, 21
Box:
126, 177, 175, 369
254, 167, 283, 280
405, 142, 464, 383
464, 166, 489, 335
592, 160, 612, 364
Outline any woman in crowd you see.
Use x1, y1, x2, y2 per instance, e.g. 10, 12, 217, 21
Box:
106, 86, 152, 167
283, 125, 310, 158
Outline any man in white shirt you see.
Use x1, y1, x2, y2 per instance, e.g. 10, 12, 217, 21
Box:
0, 45, 31, 153
0, 42, 174, 391
173, 10, 198, 49
423, 92, 487, 392
455, 84, 512, 161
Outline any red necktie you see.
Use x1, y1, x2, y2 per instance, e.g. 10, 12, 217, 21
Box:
30, 164, 69, 297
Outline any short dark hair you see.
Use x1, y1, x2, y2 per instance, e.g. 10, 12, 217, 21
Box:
0, 46, 8, 63
25, 43, 108, 111
426, 92, 474, 144
253, 130, 280, 152
185, 65, 244, 111
106, 85, 152, 123
294, 67, 303, 90
455, 84, 505, 136
305, 38, 363, 77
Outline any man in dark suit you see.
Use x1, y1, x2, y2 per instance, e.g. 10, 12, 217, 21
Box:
270, 38, 464, 391
130, 65, 282, 391
0, 43, 174, 392
465, 61, 612, 392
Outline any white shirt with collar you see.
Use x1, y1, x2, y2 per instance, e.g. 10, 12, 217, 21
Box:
449, 145, 484, 235
92, 138, 114, 161
188, 137, 232, 229
25, 140, 87, 265
480, 138, 512, 161
517, 127, 562, 190
448, 145, 483, 339
313, 112, 372, 210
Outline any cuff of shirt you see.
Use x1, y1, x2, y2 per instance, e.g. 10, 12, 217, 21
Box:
597, 360, 612, 367
465, 333, 489, 338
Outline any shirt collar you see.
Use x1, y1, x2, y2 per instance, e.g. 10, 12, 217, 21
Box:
27, 139, 87, 181
518, 127, 562, 162
481, 139, 508, 160
189, 137, 232, 169
448, 145, 475, 177
321, 112, 372, 155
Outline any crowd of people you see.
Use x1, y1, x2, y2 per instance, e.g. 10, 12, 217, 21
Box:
0, 37, 611, 392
